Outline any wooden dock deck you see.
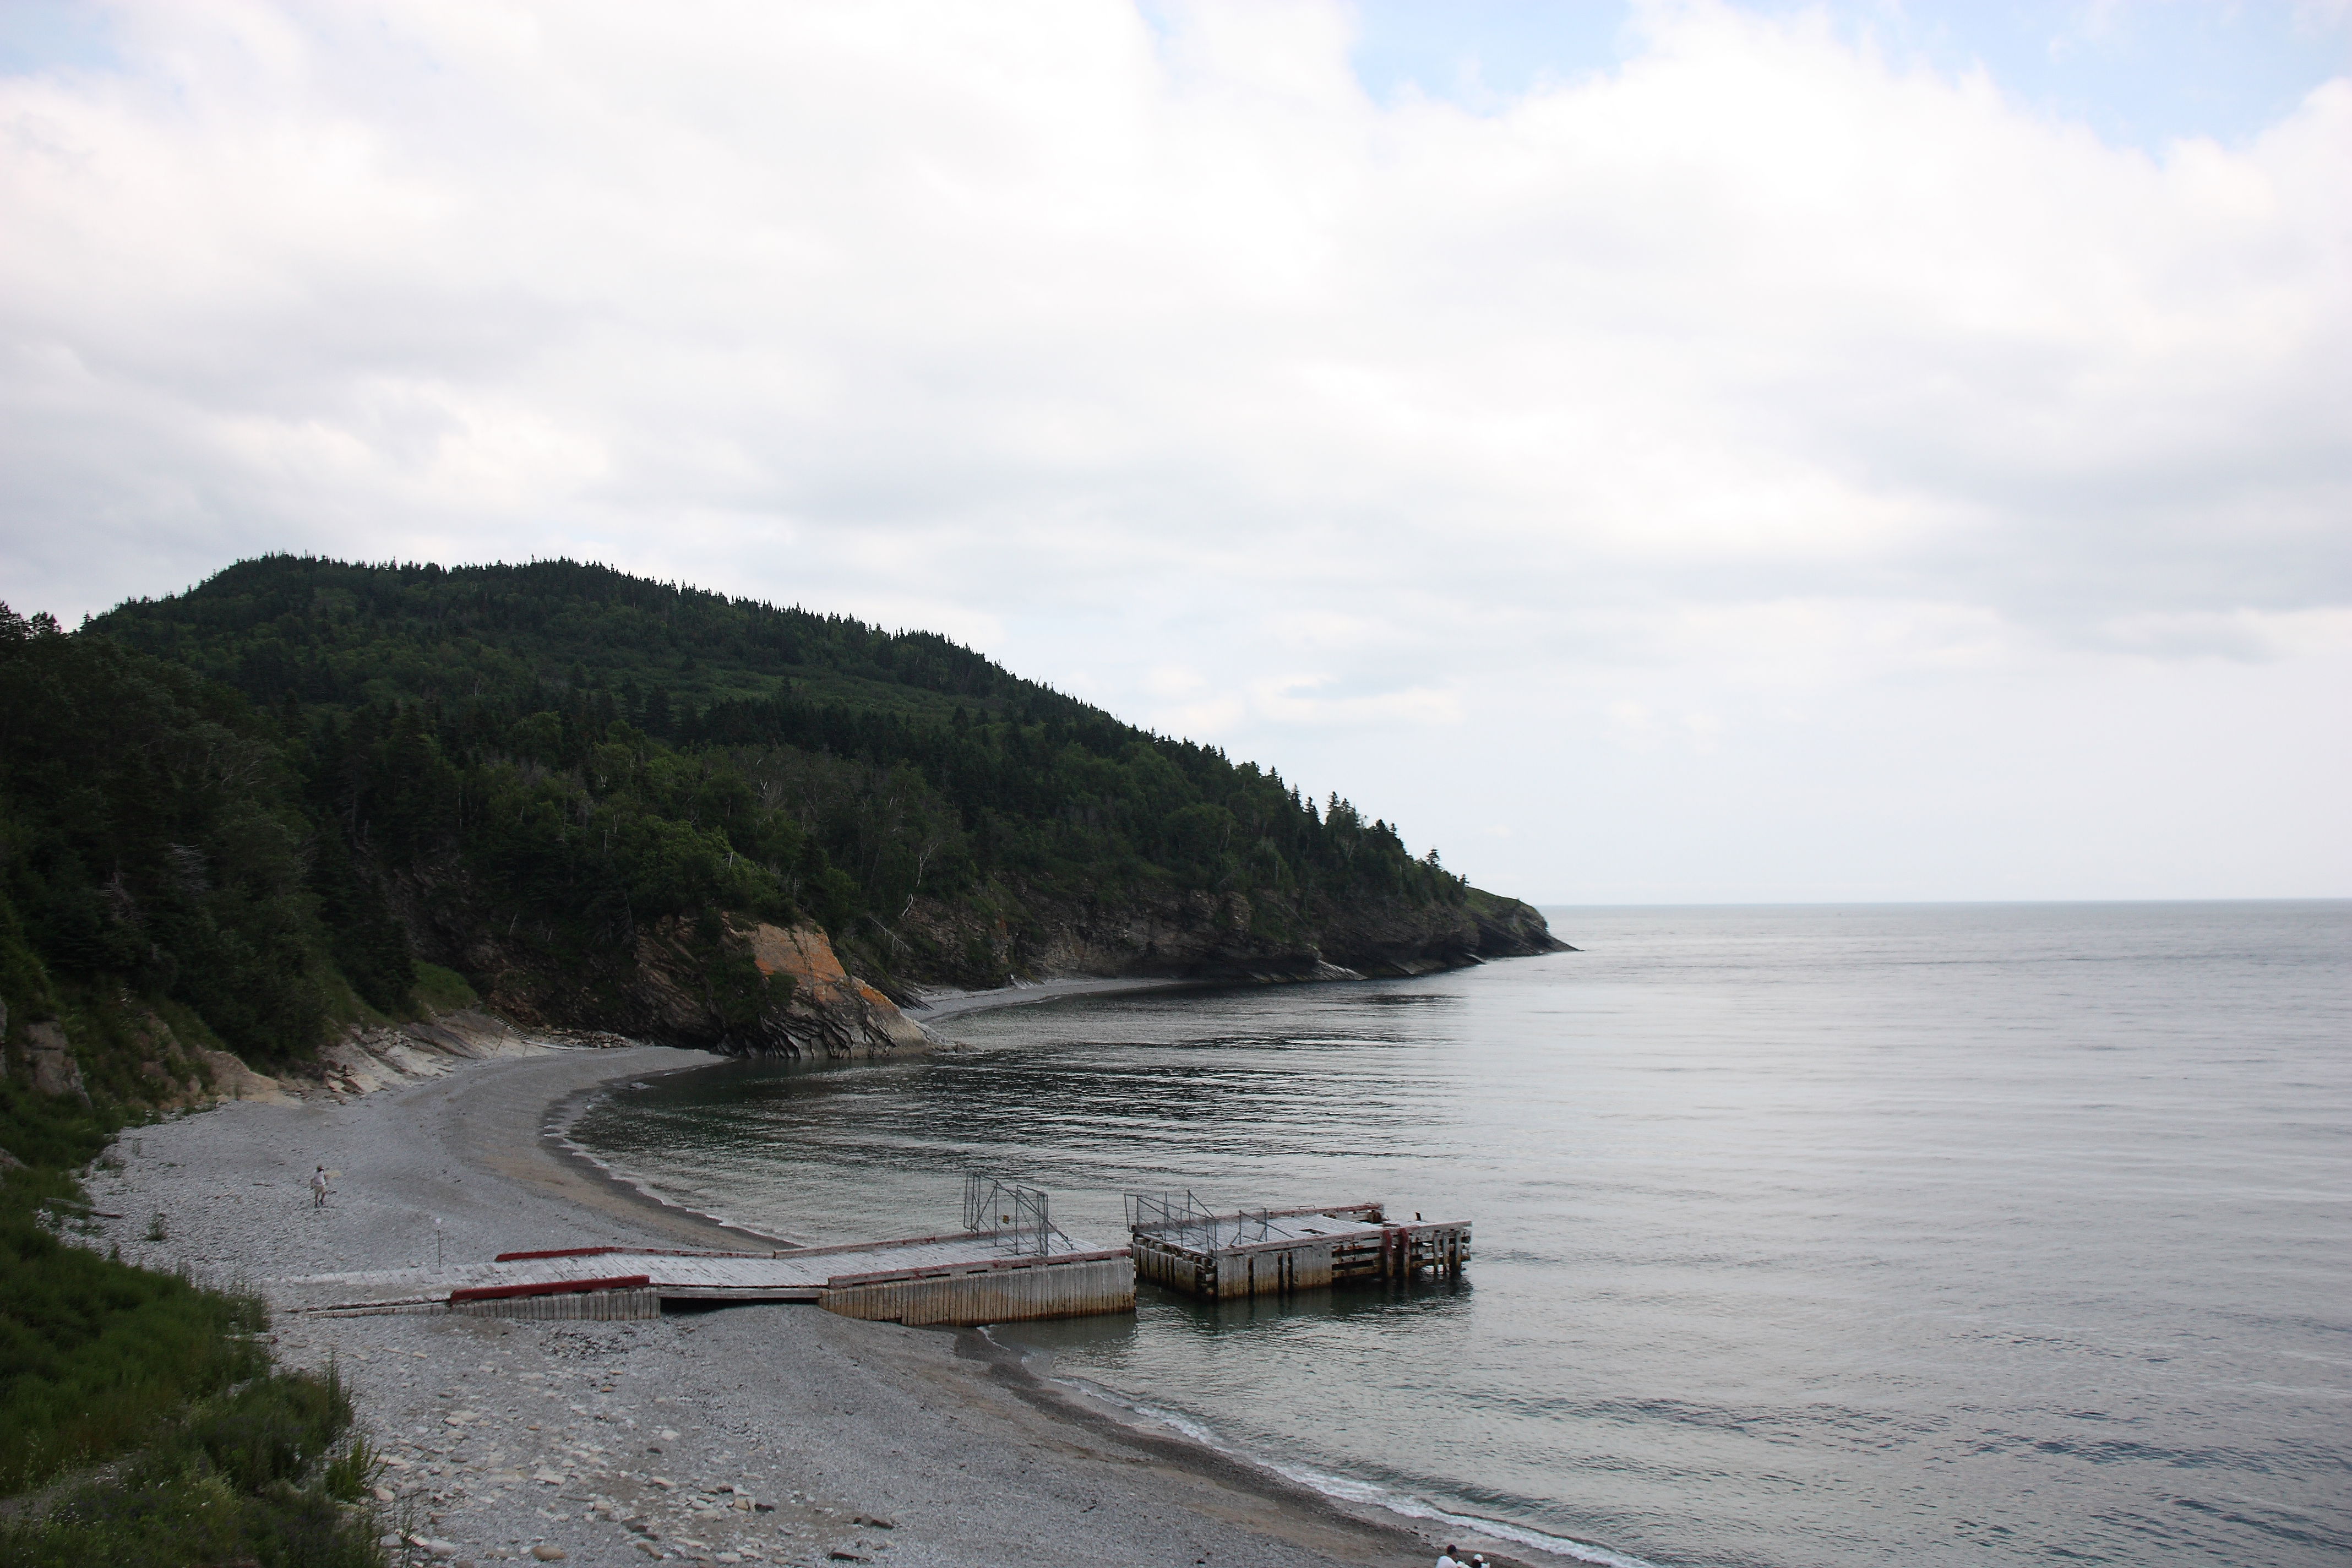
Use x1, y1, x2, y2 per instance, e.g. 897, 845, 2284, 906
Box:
284, 1229, 1134, 1327
277, 1176, 1137, 1327
1127, 1198, 1471, 1300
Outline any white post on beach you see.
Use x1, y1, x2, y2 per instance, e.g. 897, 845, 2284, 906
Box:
434, 1215, 443, 1273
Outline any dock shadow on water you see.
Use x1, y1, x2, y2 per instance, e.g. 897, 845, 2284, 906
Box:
568, 904, 2352, 1568
1016, 1271, 1476, 1361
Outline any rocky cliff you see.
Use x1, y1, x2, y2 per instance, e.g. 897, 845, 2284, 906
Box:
388, 875, 1566, 1062
897, 882, 1570, 986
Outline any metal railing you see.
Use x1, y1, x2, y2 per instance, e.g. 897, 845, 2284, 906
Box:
963, 1173, 1060, 1256
1125, 1191, 1276, 1250
1125, 1189, 1211, 1234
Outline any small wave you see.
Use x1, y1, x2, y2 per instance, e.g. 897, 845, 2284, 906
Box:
546, 1096, 798, 1244
1042, 1365, 1664, 1568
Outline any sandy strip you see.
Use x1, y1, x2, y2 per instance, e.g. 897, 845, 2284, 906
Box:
74, 1028, 1563, 1568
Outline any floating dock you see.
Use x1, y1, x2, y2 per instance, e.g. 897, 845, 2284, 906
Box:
1126, 1195, 1471, 1300
287, 1179, 1135, 1327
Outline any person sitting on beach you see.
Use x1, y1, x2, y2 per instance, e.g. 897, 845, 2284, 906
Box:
311, 1165, 331, 1207
1435, 1548, 1463, 1568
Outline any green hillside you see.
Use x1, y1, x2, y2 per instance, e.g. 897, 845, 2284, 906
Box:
0, 555, 1560, 1541
0, 555, 1556, 1072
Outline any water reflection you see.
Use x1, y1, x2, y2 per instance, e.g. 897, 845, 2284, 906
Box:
568, 907, 2352, 1568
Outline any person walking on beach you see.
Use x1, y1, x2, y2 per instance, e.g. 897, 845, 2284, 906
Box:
311, 1165, 331, 1207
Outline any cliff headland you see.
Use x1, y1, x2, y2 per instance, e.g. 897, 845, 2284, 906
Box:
4, 554, 1566, 1076
0, 558, 1574, 1566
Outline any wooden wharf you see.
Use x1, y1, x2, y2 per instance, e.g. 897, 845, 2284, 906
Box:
1126, 1197, 1471, 1300
281, 1177, 1137, 1328
280, 1231, 1134, 1326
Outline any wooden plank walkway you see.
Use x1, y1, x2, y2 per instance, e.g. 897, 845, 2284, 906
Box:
279, 1228, 1135, 1326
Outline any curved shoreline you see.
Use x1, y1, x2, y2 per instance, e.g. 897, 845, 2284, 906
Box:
82, 986, 1574, 1568
536, 984, 1590, 1568
537, 1063, 814, 1250
530, 974, 1230, 1251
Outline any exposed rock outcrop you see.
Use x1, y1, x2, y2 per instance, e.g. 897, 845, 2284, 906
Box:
309, 1009, 596, 1100
188, 1045, 301, 1106
407, 885, 926, 1061
21, 1019, 88, 1103
896, 884, 1571, 987
389, 863, 1564, 1061
740, 922, 928, 1058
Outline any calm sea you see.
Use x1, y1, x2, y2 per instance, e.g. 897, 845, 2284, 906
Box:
566, 902, 2352, 1567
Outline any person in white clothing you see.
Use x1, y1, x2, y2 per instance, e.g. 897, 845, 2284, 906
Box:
1435, 1549, 1463, 1568
311, 1166, 331, 1207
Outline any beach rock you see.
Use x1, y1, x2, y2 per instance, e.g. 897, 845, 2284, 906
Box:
21, 1020, 88, 1102
737, 922, 929, 1058
314, 1010, 562, 1100
0, 1146, 22, 1172
854, 1513, 895, 1529
191, 1044, 298, 1105
531, 1547, 568, 1562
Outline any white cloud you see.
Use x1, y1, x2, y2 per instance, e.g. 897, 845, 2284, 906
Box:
1, 0, 2345, 898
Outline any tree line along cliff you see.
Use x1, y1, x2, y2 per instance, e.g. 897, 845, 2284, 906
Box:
0, 556, 1565, 1076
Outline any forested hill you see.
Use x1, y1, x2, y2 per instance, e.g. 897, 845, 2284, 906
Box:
2, 556, 1561, 1072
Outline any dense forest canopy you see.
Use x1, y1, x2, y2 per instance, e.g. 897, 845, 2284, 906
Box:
2, 556, 1512, 1070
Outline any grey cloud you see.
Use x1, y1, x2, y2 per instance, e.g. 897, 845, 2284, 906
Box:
2, 1, 2346, 898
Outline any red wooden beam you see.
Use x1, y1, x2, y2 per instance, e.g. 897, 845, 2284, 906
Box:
450, 1273, 651, 1304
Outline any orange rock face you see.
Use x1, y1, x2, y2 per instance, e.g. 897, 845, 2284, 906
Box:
740, 921, 927, 1055
745, 922, 852, 989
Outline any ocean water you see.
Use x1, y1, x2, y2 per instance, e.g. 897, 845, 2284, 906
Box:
565, 902, 2352, 1567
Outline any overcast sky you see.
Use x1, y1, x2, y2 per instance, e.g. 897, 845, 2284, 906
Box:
3, 0, 2347, 903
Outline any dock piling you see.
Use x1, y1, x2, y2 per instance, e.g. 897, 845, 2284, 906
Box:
1126, 1198, 1471, 1301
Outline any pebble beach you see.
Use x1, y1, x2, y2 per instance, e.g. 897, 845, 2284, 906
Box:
70, 1037, 1550, 1568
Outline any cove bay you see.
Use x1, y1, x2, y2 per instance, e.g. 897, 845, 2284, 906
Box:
572, 900, 2352, 1568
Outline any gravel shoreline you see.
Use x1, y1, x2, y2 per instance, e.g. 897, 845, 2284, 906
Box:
72, 1028, 1558, 1568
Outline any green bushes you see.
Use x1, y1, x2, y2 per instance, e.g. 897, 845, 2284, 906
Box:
0, 1064, 379, 1567
1, 1366, 382, 1568
181, 1366, 353, 1494
0, 1166, 268, 1494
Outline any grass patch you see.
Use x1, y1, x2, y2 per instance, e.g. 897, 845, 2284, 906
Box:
0, 1077, 382, 1567
1, 1364, 383, 1567
0, 1164, 270, 1495
409, 962, 479, 1015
